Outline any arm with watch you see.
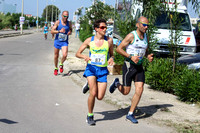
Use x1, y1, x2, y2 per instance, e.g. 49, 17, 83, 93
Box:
116, 33, 140, 64
51, 20, 66, 34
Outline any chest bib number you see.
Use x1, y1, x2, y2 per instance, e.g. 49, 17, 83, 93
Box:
130, 48, 146, 59
90, 54, 106, 65
58, 33, 67, 41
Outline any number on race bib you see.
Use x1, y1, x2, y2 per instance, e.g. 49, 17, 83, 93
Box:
58, 33, 67, 41
131, 48, 146, 59
90, 54, 106, 65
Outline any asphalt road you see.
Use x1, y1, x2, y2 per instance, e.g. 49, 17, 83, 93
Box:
0, 32, 174, 133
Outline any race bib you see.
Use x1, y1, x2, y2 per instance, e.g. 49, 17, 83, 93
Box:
130, 48, 146, 59
90, 54, 106, 65
58, 33, 67, 41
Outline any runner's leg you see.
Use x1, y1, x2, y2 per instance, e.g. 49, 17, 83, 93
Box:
117, 61, 132, 95
129, 82, 144, 112
54, 47, 59, 68
61, 46, 68, 64
96, 82, 107, 100
87, 76, 97, 114
118, 85, 131, 95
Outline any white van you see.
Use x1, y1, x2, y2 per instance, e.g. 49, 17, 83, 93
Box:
114, 0, 197, 55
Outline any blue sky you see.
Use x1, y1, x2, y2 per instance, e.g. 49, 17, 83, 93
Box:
5, 0, 200, 20
5, 0, 116, 20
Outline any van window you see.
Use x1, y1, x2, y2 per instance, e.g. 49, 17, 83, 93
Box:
155, 11, 191, 31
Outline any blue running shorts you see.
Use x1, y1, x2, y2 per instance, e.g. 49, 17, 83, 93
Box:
54, 40, 69, 49
83, 64, 108, 82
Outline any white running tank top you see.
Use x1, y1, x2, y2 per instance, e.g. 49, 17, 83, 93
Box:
126, 31, 148, 65
126, 31, 148, 58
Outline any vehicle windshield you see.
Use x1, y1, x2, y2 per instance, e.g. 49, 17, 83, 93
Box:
155, 11, 191, 31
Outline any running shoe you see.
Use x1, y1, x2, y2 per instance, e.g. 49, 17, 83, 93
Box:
109, 78, 119, 93
54, 69, 58, 76
86, 115, 96, 126
59, 65, 63, 73
82, 81, 89, 94
126, 114, 138, 124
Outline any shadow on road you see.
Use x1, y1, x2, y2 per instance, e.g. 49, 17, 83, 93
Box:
95, 107, 129, 122
94, 104, 173, 122
136, 104, 173, 120
62, 70, 85, 77
0, 119, 18, 124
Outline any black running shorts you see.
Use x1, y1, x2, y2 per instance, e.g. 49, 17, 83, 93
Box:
122, 61, 145, 86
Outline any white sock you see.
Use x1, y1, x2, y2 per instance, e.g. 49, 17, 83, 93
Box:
128, 112, 133, 115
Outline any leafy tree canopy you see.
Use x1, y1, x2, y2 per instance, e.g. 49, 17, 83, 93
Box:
42, 5, 60, 22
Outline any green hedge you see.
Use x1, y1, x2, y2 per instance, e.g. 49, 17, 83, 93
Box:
172, 68, 200, 102
145, 58, 175, 93
113, 47, 125, 65
145, 58, 200, 103
79, 22, 93, 42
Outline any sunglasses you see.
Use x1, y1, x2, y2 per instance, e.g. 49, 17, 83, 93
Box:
63, 15, 69, 18
98, 26, 107, 30
140, 22, 149, 27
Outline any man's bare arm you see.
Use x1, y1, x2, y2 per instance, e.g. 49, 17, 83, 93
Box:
75, 37, 91, 62
51, 20, 60, 34
116, 33, 134, 58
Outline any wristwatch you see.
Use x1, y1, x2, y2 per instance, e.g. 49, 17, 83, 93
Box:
128, 55, 132, 59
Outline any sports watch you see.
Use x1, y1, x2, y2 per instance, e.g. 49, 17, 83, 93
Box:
128, 55, 132, 59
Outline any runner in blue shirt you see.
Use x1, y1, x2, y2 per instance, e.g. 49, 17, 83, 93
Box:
51, 11, 72, 76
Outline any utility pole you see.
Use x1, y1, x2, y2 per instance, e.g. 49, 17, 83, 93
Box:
51, 5, 53, 22
21, 0, 24, 34
46, 0, 48, 22
51, 0, 55, 22
37, 0, 39, 32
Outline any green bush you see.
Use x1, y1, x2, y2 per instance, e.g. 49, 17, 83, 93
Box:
142, 58, 150, 71
79, 29, 93, 42
79, 20, 93, 42
114, 47, 124, 65
0, 21, 4, 30
145, 58, 175, 93
172, 68, 200, 103
145, 58, 200, 103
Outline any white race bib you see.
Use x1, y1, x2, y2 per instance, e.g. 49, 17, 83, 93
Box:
90, 54, 106, 65
130, 48, 146, 59
58, 33, 67, 41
